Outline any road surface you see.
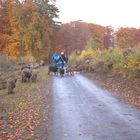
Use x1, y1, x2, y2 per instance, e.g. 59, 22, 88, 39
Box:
48, 74, 140, 140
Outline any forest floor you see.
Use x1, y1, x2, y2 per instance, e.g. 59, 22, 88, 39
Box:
84, 72, 140, 109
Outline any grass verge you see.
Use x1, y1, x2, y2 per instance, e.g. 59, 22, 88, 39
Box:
0, 66, 51, 140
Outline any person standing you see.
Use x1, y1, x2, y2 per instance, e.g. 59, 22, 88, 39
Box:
59, 51, 67, 68
52, 52, 59, 67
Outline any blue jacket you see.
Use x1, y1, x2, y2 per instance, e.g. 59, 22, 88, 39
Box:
52, 53, 62, 67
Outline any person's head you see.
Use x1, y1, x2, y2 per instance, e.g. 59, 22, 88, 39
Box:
60, 51, 64, 55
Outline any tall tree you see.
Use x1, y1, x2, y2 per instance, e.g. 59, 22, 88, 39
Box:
0, 0, 59, 60
103, 26, 114, 49
55, 21, 91, 55
88, 23, 106, 49
4, 0, 23, 57
116, 27, 138, 48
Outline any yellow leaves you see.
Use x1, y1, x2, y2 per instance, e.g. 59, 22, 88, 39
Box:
23, 0, 37, 11
69, 52, 79, 63
36, 41, 42, 49
4, 42, 21, 58
71, 45, 140, 78
0, 0, 57, 60
124, 54, 140, 69
80, 48, 97, 60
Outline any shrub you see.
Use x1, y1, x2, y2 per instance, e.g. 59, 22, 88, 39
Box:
69, 41, 140, 78
121, 49, 140, 78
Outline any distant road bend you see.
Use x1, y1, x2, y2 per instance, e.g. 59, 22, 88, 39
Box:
48, 74, 140, 140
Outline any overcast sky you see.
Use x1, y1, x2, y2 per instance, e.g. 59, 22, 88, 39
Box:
56, 0, 140, 28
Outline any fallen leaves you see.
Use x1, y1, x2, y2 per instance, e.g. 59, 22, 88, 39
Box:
0, 67, 51, 140
0, 99, 39, 139
85, 73, 140, 109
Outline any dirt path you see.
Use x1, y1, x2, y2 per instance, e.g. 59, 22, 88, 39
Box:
48, 74, 140, 140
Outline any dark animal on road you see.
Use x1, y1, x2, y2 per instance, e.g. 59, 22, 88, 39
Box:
58, 68, 65, 77
7, 78, 17, 94
48, 66, 58, 75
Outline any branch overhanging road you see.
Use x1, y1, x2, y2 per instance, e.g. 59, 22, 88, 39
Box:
48, 74, 140, 140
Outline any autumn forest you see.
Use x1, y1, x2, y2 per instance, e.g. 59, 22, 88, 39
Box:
0, 0, 60, 60
0, 0, 140, 78
0, 0, 140, 139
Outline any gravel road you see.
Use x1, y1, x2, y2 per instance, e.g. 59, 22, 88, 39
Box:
48, 74, 140, 140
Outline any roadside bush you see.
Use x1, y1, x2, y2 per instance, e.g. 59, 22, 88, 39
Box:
94, 48, 123, 72
69, 52, 81, 65
69, 42, 140, 78
80, 49, 95, 61
79, 38, 100, 64
121, 48, 140, 78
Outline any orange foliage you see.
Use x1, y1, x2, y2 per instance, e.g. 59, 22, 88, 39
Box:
4, 43, 21, 57
88, 23, 106, 49
54, 21, 107, 54
116, 28, 139, 48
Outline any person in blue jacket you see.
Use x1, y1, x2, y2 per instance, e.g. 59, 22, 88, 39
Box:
52, 52, 62, 67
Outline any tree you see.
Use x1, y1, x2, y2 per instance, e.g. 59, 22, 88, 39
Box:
4, 0, 24, 57
103, 26, 114, 49
55, 21, 91, 55
88, 23, 106, 49
116, 27, 138, 48
0, 0, 59, 60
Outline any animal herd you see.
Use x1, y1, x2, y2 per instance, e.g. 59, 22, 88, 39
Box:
5, 66, 38, 94
3, 63, 94, 95
6, 65, 73, 95
48, 66, 74, 77
47, 63, 95, 77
